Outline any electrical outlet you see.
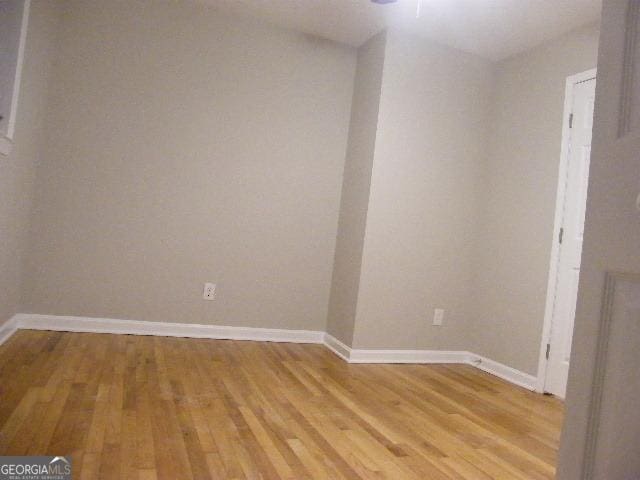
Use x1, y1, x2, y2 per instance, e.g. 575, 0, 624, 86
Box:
432, 308, 444, 326
203, 283, 216, 300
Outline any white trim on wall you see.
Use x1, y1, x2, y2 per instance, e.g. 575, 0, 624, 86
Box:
321, 334, 536, 390
3, 315, 537, 391
471, 354, 538, 391
7, 0, 30, 139
349, 348, 470, 364
537, 67, 598, 394
0, 0, 31, 156
0, 316, 18, 345
13, 313, 325, 344
323, 333, 352, 361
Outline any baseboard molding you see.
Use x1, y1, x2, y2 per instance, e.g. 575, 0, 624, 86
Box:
323, 334, 535, 390
467, 353, 537, 391
324, 334, 469, 364
349, 348, 470, 364
4, 314, 536, 391
14, 314, 325, 344
0, 316, 18, 345
323, 334, 351, 362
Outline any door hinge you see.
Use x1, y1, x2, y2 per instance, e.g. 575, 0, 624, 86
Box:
546, 343, 551, 360
569, 113, 574, 128
559, 227, 564, 244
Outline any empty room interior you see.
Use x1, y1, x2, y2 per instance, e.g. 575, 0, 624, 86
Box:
1, 0, 640, 479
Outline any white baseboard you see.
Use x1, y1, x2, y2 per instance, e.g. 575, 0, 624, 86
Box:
467, 353, 537, 391
3, 314, 536, 391
0, 316, 18, 345
325, 334, 468, 365
13, 314, 325, 344
349, 348, 471, 364
323, 334, 535, 390
323, 333, 351, 362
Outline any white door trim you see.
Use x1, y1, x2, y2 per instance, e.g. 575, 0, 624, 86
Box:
536, 68, 597, 393
0, 0, 30, 156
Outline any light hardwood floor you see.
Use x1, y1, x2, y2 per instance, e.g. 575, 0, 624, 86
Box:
0, 330, 563, 479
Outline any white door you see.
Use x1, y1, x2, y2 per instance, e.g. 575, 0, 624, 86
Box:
544, 76, 596, 398
557, 0, 640, 477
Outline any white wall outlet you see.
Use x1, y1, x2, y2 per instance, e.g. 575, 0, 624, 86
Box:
433, 308, 444, 326
203, 283, 216, 300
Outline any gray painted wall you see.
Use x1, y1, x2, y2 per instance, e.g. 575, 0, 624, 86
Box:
326, 32, 386, 345
351, 31, 494, 350
0, 0, 59, 326
472, 23, 600, 374
327, 25, 600, 376
21, 0, 356, 331
5, 1, 602, 390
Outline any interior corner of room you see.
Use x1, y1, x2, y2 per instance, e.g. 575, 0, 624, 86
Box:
0, 0, 600, 396
3, 0, 640, 478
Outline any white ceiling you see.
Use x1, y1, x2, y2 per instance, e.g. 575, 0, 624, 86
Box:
198, 0, 602, 61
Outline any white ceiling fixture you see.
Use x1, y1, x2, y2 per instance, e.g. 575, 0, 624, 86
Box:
197, 0, 602, 61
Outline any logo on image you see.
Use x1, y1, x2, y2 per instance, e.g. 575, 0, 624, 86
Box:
0, 456, 72, 480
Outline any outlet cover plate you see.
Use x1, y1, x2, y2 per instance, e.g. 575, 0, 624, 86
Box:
203, 283, 216, 300
433, 308, 444, 326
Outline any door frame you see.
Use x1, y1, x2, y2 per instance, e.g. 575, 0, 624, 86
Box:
535, 68, 597, 394
0, 0, 30, 156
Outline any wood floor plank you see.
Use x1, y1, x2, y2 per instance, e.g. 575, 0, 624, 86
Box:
0, 330, 563, 479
